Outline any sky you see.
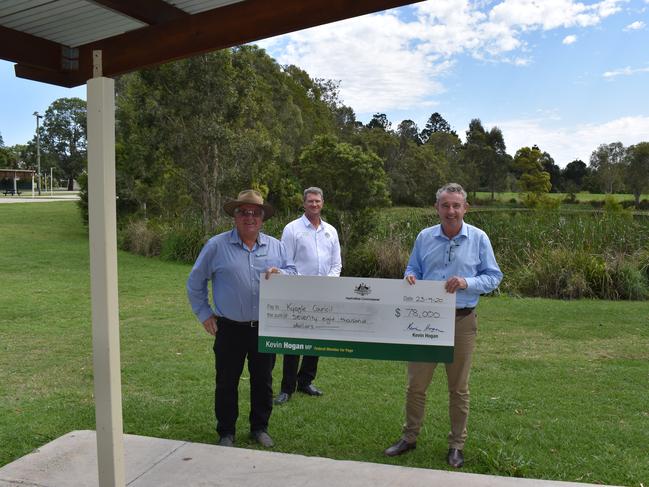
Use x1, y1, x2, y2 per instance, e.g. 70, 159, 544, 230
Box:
2, 0, 649, 167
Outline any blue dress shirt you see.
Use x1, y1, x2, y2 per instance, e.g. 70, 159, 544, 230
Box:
187, 229, 296, 323
405, 222, 503, 309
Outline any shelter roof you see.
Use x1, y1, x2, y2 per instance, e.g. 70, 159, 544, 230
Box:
0, 168, 35, 179
1, 0, 422, 87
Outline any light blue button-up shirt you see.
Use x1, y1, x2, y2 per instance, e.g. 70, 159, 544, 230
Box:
405, 222, 503, 309
187, 229, 296, 323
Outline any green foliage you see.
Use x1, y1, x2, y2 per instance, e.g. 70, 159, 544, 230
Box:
41, 97, 87, 190
159, 221, 209, 264
297, 134, 390, 211
113, 46, 343, 233
624, 141, 649, 205
513, 146, 552, 195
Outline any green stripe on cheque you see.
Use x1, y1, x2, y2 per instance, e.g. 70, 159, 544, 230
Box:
259, 336, 454, 362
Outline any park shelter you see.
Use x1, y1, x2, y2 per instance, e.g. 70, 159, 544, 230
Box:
0, 1, 421, 485
0, 168, 35, 193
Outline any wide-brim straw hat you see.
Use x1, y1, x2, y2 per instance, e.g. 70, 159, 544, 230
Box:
223, 189, 275, 220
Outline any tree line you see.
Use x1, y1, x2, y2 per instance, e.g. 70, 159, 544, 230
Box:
2, 45, 649, 219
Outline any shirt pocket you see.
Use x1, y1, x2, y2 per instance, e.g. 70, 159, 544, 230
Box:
253, 253, 281, 273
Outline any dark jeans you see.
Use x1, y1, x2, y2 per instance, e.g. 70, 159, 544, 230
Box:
213, 319, 273, 437
280, 354, 319, 394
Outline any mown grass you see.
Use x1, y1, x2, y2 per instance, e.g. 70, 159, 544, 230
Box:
1, 202, 648, 486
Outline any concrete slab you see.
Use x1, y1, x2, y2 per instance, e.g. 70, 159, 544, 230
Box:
0, 431, 621, 487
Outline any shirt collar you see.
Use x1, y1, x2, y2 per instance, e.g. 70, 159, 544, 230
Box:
229, 228, 267, 247
432, 222, 468, 241
300, 213, 323, 230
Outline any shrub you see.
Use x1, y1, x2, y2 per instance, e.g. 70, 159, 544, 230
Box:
120, 219, 163, 257
159, 221, 208, 264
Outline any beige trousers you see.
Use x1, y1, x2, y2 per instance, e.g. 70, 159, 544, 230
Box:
402, 311, 477, 449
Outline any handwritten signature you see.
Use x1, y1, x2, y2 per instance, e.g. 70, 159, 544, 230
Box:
406, 322, 444, 333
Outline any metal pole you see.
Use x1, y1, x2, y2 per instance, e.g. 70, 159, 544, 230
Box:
50, 167, 54, 196
33, 112, 42, 196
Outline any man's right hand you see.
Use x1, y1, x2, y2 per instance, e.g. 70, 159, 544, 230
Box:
202, 315, 218, 336
405, 274, 417, 285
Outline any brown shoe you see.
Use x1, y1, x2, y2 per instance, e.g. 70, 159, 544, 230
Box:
447, 448, 464, 468
384, 439, 416, 457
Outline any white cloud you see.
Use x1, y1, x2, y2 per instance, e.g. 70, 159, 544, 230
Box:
624, 20, 646, 31
259, 0, 627, 114
492, 115, 649, 166
603, 66, 649, 78
563, 34, 578, 44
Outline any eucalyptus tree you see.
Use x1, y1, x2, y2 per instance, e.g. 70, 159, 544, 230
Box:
589, 142, 625, 194
41, 97, 87, 190
624, 142, 649, 206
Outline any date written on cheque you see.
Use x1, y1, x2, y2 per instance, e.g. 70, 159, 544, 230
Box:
395, 307, 441, 319
403, 296, 444, 303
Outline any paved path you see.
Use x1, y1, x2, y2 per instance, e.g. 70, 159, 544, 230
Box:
0, 194, 79, 204
0, 430, 620, 487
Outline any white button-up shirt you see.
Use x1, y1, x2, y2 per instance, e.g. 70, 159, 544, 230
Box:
281, 214, 342, 276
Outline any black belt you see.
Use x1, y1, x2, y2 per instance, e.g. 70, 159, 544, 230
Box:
455, 308, 474, 317
218, 317, 259, 327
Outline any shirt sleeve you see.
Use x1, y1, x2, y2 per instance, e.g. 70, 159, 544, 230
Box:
464, 233, 503, 294
328, 226, 342, 277
404, 231, 424, 279
278, 240, 297, 275
186, 241, 216, 324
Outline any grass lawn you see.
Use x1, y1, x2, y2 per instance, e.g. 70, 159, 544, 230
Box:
1, 202, 647, 486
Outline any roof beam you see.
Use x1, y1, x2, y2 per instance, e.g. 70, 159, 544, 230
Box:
72, 0, 422, 86
0, 25, 64, 72
90, 0, 189, 25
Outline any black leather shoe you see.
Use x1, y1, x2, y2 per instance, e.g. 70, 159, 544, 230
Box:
298, 384, 323, 396
250, 430, 274, 448
384, 439, 416, 457
218, 435, 234, 447
447, 448, 464, 468
273, 392, 291, 405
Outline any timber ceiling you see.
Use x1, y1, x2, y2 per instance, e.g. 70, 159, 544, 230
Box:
0, 0, 422, 88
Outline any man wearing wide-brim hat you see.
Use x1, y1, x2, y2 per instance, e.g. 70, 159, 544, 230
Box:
187, 189, 296, 448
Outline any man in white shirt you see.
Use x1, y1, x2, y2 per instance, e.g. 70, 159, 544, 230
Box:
273, 187, 342, 405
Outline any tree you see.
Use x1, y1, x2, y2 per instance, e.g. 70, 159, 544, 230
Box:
482, 126, 511, 200
540, 151, 562, 192
589, 142, 625, 194
41, 97, 87, 190
111, 46, 338, 231
366, 113, 391, 131
562, 159, 588, 191
458, 119, 488, 196
297, 135, 390, 261
513, 146, 552, 195
420, 112, 455, 143
624, 142, 649, 206
396, 119, 421, 146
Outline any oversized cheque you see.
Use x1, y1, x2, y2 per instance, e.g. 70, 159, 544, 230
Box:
259, 275, 456, 362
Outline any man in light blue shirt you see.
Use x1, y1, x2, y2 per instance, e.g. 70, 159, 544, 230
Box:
384, 183, 502, 468
187, 189, 296, 449
273, 187, 342, 405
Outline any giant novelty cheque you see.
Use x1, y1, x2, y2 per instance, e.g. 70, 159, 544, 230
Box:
259, 275, 456, 362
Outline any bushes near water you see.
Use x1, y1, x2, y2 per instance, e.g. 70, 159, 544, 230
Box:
119, 207, 649, 300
